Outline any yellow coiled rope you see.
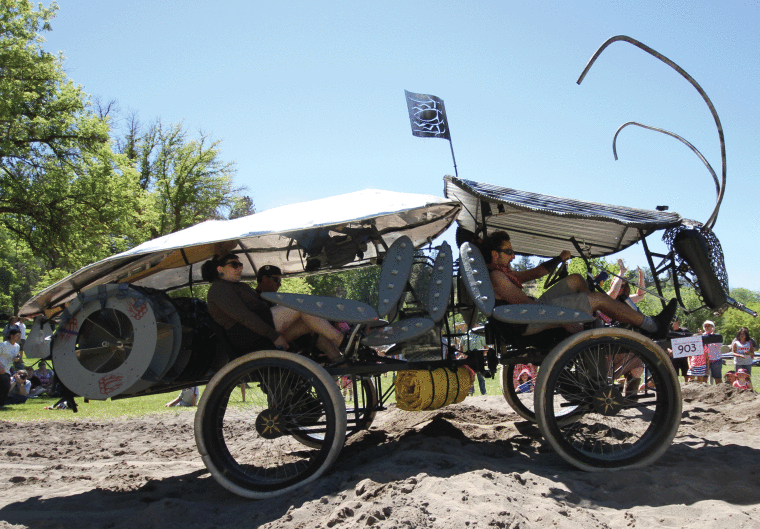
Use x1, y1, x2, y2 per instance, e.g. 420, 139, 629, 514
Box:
394, 367, 473, 411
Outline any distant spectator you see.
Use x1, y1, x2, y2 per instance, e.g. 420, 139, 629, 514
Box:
731, 327, 756, 375
459, 328, 488, 395
607, 260, 646, 311
10, 354, 25, 375
33, 361, 55, 396
668, 319, 690, 380
7, 369, 31, 404
686, 346, 708, 383
0, 328, 22, 407
24, 363, 44, 397
733, 368, 753, 391
702, 320, 723, 384
339, 375, 353, 400
3, 317, 20, 342
516, 368, 534, 394
165, 386, 199, 407
16, 318, 26, 351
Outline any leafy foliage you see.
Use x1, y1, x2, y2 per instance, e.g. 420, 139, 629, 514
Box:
0, 0, 146, 269
115, 119, 251, 238
306, 266, 380, 306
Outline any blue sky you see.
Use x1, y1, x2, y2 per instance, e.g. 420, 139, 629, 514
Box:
42, 0, 759, 291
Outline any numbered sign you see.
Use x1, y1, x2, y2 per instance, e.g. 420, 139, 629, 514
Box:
671, 335, 703, 358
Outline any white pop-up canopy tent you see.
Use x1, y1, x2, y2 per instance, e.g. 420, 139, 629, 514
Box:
21, 189, 462, 318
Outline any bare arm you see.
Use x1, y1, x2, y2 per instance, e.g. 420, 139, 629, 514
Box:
512, 265, 548, 283
629, 268, 647, 303
607, 259, 627, 298
607, 276, 623, 299
512, 250, 572, 283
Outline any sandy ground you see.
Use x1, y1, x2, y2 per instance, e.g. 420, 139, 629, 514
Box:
1, 383, 759, 529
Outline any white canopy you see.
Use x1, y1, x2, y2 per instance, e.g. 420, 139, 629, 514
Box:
21, 189, 461, 318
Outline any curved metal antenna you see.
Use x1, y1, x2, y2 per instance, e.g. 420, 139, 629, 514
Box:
577, 35, 726, 230
612, 121, 721, 201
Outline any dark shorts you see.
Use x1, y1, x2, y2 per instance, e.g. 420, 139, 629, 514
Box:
226, 324, 276, 359
708, 359, 723, 380
671, 356, 688, 377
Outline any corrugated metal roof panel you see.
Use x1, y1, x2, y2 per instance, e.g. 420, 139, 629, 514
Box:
445, 175, 683, 258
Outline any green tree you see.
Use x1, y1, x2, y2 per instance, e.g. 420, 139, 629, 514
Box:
306, 266, 380, 306
115, 118, 254, 237
0, 226, 41, 315
0, 0, 145, 270
511, 255, 534, 272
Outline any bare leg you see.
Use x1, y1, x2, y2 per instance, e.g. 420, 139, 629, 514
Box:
553, 274, 650, 328
280, 318, 311, 343
585, 292, 646, 328
315, 334, 341, 360
271, 306, 342, 360
562, 273, 589, 293
300, 314, 343, 346
272, 306, 342, 344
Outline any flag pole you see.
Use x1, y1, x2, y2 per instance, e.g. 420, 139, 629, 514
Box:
448, 138, 458, 178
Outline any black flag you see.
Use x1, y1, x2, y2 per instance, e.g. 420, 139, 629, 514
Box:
405, 90, 451, 140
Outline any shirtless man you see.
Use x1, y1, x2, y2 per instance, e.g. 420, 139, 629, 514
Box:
482, 230, 676, 338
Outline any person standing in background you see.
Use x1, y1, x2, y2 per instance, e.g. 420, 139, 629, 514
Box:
702, 320, 723, 384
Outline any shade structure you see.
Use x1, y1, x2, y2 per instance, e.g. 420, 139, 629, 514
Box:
21, 189, 461, 318
444, 175, 683, 259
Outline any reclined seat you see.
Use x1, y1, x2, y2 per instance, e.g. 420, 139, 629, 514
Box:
262, 236, 450, 355
457, 242, 595, 356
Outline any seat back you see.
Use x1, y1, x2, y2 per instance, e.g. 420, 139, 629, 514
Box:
426, 241, 453, 323
376, 235, 415, 318
458, 242, 495, 317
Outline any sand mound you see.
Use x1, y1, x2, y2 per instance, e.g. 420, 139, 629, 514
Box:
1, 386, 759, 529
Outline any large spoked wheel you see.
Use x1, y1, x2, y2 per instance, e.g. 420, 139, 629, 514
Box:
535, 328, 681, 471
292, 376, 378, 448
501, 363, 580, 425
195, 350, 347, 499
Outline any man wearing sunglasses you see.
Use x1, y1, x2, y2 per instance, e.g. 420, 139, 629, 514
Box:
482, 231, 676, 338
203, 255, 345, 362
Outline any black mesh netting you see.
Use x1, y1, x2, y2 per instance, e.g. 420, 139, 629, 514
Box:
663, 221, 729, 308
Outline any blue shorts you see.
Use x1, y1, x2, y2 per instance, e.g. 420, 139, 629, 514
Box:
688, 364, 707, 377
709, 360, 723, 380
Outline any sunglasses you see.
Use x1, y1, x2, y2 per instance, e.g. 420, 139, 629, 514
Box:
496, 248, 515, 256
224, 261, 243, 269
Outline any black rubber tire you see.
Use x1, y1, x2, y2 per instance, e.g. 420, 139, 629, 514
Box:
535, 328, 681, 471
501, 363, 537, 422
501, 363, 580, 424
195, 350, 346, 499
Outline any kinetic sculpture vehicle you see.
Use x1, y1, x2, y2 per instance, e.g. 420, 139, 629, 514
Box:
19, 36, 755, 499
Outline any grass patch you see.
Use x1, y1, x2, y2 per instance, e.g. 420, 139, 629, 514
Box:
0, 388, 206, 423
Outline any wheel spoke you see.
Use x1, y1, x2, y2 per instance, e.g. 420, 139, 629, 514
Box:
197, 353, 346, 497
537, 329, 681, 470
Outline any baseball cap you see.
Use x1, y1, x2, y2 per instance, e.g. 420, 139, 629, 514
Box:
257, 264, 282, 282
703, 320, 715, 327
